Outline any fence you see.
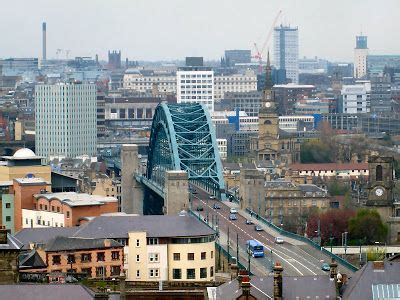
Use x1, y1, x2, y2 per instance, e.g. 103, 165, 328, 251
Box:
245, 208, 359, 273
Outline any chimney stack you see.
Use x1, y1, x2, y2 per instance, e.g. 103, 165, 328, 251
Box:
42, 22, 47, 61
273, 262, 283, 300
329, 258, 338, 279
237, 269, 251, 298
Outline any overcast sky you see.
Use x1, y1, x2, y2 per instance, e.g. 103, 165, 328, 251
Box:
1, 0, 399, 62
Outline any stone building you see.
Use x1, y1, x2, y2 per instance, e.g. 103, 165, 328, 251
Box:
250, 53, 301, 165
0, 226, 23, 283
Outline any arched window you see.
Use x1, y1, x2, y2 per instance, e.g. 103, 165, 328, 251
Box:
264, 120, 272, 125
376, 165, 383, 181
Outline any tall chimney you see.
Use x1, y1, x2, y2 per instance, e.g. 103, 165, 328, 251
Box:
273, 262, 283, 300
42, 22, 47, 60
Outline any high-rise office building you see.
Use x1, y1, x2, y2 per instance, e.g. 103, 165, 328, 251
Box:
176, 66, 214, 112
35, 82, 97, 158
224, 50, 251, 66
354, 35, 368, 78
42, 22, 47, 61
273, 25, 299, 84
370, 75, 391, 113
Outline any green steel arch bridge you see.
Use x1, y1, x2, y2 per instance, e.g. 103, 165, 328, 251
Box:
138, 102, 226, 200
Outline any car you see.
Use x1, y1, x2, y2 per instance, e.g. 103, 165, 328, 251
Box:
209, 195, 216, 199
229, 213, 237, 221
213, 203, 221, 209
321, 263, 330, 272
255, 225, 263, 231
274, 236, 284, 244
230, 208, 238, 214
196, 205, 203, 211
245, 219, 253, 225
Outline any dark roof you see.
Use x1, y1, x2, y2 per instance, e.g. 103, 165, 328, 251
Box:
73, 215, 215, 239
0, 233, 23, 250
215, 275, 336, 299
298, 184, 327, 194
0, 284, 96, 300
19, 249, 46, 269
343, 261, 400, 300
45, 236, 122, 252
15, 227, 80, 249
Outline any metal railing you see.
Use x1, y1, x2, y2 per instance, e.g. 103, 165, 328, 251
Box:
245, 208, 359, 273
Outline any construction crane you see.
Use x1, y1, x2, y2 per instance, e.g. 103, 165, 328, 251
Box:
253, 10, 282, 74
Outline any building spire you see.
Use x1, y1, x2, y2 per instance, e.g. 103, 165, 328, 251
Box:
264, 50, 273, 90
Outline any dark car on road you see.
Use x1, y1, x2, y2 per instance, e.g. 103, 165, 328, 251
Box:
196, 205, 203, 211
229, 213, 237, 220
255, 225, 263, 231
213, 203, 221, 209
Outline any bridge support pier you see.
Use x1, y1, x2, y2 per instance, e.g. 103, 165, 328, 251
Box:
121, 144, 144, 214
164, 171, 189, 215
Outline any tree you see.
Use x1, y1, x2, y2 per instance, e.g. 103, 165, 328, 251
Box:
327, 180, 350, 196
300, 140, 334, 163
306, 209, 355, 245
349, 209, 388, 244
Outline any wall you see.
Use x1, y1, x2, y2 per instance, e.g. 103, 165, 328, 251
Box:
127, 232, 147, 281
22, 209, 64, 228
0, 165, 51, 182
1, 194, 14, 233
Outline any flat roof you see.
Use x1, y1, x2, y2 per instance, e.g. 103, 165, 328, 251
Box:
14, 178, 48, 185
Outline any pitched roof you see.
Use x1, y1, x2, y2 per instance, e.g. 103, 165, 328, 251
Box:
290, 163, 369, 172
0, 233, 23, 250
73, 214, 215, 239
19, 249, 46, 269
45, 236, 122, 252
342, 261, 400, 300
0, 284, 96, 300
15, 227, 80, 249
33, 192, 117, 207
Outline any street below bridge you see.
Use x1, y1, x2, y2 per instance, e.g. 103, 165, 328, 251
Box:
190, 187, 356, 277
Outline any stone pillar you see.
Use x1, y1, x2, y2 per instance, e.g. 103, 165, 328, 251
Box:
239, 169, 265, 213
164, 171, 189, 215
121, 144, 144, 214
273, 262, 283, 300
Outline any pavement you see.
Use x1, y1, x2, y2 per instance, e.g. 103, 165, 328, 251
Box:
190, 186, 356, 277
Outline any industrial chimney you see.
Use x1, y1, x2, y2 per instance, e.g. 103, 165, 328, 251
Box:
42, 22, 47, 60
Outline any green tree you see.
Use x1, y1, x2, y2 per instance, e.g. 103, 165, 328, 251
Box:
349, 209, 388, 244
300, 140, 334, 163
327, 180, 350, 196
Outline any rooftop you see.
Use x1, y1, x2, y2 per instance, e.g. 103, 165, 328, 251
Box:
0, 232, 24, 250
1, 148, 43, 160
33, 192, 117, 207
14, 177, 48, 185
290, 162, 369, 172
45, 236, 122, 252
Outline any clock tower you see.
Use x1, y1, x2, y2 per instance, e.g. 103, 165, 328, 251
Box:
366, 156, 394, 206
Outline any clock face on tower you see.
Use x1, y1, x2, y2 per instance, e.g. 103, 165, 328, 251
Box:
375, 187, 384, 197
265, 102, 271, 108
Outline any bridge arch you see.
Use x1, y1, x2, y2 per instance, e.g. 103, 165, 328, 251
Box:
146, 102, 225, 198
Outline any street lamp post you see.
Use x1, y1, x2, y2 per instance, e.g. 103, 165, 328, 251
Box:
227, 226, 230, 265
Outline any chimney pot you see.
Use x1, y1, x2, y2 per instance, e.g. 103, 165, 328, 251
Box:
373, 261, 385, 270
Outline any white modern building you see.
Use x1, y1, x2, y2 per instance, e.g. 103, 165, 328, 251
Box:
354, 35, 368, 79
176, 67, 214, 112
340, 84, 370, 113
22, 209, 65, 228
123, 69, 176, 94
273, 25, 299, 84
35, 82, 97, 158
216, 139, 227, 160
214, 70, 257, 100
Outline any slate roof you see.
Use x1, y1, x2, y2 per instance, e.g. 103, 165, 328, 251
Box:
45, 236, 122, 252
214, 275, 336, 300
73, 214, 215, 239
15, 227, 80, 249
342, 261, 400, 300
19, 249, 46, 269
0, 233, 24, 250
0, 284, 96, 300
33, 192, 117, 207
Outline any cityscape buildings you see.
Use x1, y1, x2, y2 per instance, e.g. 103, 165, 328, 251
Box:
354, 35, 368, 78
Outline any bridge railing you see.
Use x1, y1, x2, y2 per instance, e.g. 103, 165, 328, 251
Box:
245, 208, 359, 273
188, 209, 250, 274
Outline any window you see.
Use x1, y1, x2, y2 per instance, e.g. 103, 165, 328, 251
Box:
376, 165, 383, 181
187, 268, 195, 279
200, 268, 207, 278
39, 204, 43, 210
173, 253, 180, 261
136, 239, 140, 247
81, 253, 91, 262
5, 203, 10, 208
173, 268, 182, 279
57, 207, 60, 213
210, 267, 214, 277
111, 265, 121, 276
81, 268, 92, 275
149, 268, 159, 278
136, 254, 140, 262
187, 253, 194, 260
66, 211, 70, 218
111, 251, 120, 260
97, 252, 105, 262
211, 251, 213, 259
5, 216, 11, 222
149, 253, 159, 262
52, 255, 61, 265
67, 254, 75, 263
136, 270, 140, 277
201, 252, 206, 260
96, 267, 105, 277
147, 238, 159, 245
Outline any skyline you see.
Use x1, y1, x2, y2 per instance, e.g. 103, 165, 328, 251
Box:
1, 0, 400, 62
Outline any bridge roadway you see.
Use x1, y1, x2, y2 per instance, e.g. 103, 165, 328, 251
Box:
191, 188, 355, 277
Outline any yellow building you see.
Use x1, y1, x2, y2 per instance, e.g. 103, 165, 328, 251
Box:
0, 148, 51, 182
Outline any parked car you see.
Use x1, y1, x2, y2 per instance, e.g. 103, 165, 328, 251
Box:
230, 208, 238, 214
274, 236, 284, 244
209, 195, 216, 199
255, 225, 263, 231
213, 203, 221, 209
246, 219, 253, 225
229, 213, 238, 221
321, 263, 330, 271
196, 205, 203, 211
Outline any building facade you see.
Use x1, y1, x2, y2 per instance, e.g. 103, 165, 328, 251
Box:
176, 67, 214, 112
340, 84, 370, 113
214, 70, 257, 101
122, 70, 176, 95
272, 84, 316, 115
224, 50, 252, 66
354, 35, 368, 78
370, 75, 391, 113
35, 83, 97, 158
273, 25, 299, 84
224, 91, 262, 117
